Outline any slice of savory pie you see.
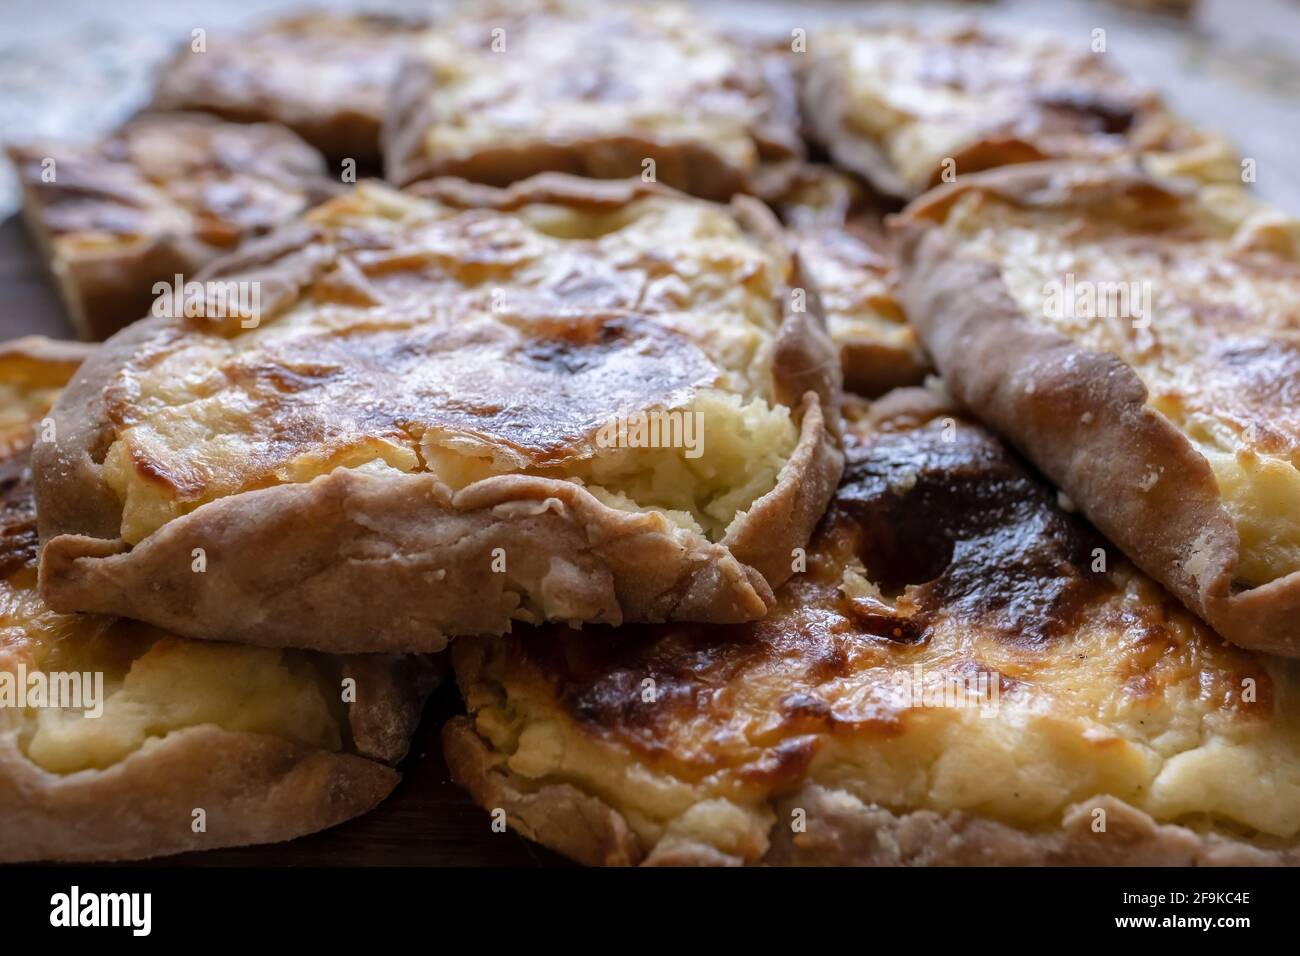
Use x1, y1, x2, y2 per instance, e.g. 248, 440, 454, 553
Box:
800, 23, 1239, 200
6, 112, 336, 341
34, 175, 842, 654
896, 163, 1300, 656
151, 11, 426, 164
385, 0, 804, 200
0, 337, 437, 862
773, 166, 930, 397
446, 389, 1300, 866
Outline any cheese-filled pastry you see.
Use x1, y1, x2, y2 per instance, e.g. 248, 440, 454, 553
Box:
800, 23, 1238, 199
35, 175, 842, 653
7, 112, 336, 340
385, 0, 803, 200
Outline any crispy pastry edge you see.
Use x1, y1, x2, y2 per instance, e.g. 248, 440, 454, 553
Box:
443, 716, 1297, 866
0, 604, 438, 865
0, 726, 396, 863
0, 650, 441, 862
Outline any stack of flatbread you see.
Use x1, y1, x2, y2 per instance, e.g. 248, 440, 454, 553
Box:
4, 0, 1299, 866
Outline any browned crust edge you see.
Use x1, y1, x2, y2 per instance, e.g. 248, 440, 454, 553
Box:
33, 175, 843, 652
443, 717, 643, 867
0, 620, 438, 864
383, 43, 804, 201
893, 162, 1300, 656
443, 717, 1296, 866
0, 725, 396, 863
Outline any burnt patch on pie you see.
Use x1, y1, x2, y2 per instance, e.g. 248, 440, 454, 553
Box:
832, 419, 1113, 644
0, 443, 37, 580
504, 412, 1122, 763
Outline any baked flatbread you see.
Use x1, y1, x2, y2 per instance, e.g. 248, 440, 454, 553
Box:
896, 163, 1300, 655
0, 338, 437, 862
6, 112, 336, 341
800, 23, 1239, 200
385, 0, 804, 200
152, 11, 425, 164
773, 167, 930, 397
446, 388, 1300, 866
34, 175, 842, 654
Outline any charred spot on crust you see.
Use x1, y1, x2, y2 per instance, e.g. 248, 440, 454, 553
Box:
844, 598, 928, 643
831, 418, 1113, 644
0, 443, 37, 579
517, 313, 643, 375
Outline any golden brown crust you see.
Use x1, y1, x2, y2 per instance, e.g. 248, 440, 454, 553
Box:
6, 112, 336, 341
0, 725, 397, 864
384, 0, 803, 200
35, 175, 843, 652
151, 12, 426, 163
800, 24, 1237, 200
894, 162, 1300, 655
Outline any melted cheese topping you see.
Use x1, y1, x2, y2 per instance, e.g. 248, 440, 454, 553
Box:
465, 572, 1300, 849
941, 185, 1300, 586
414, 0, 770, 175
814, 25, 1239, 194
103, 182, 798, 544
456, 416, 1300, 860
